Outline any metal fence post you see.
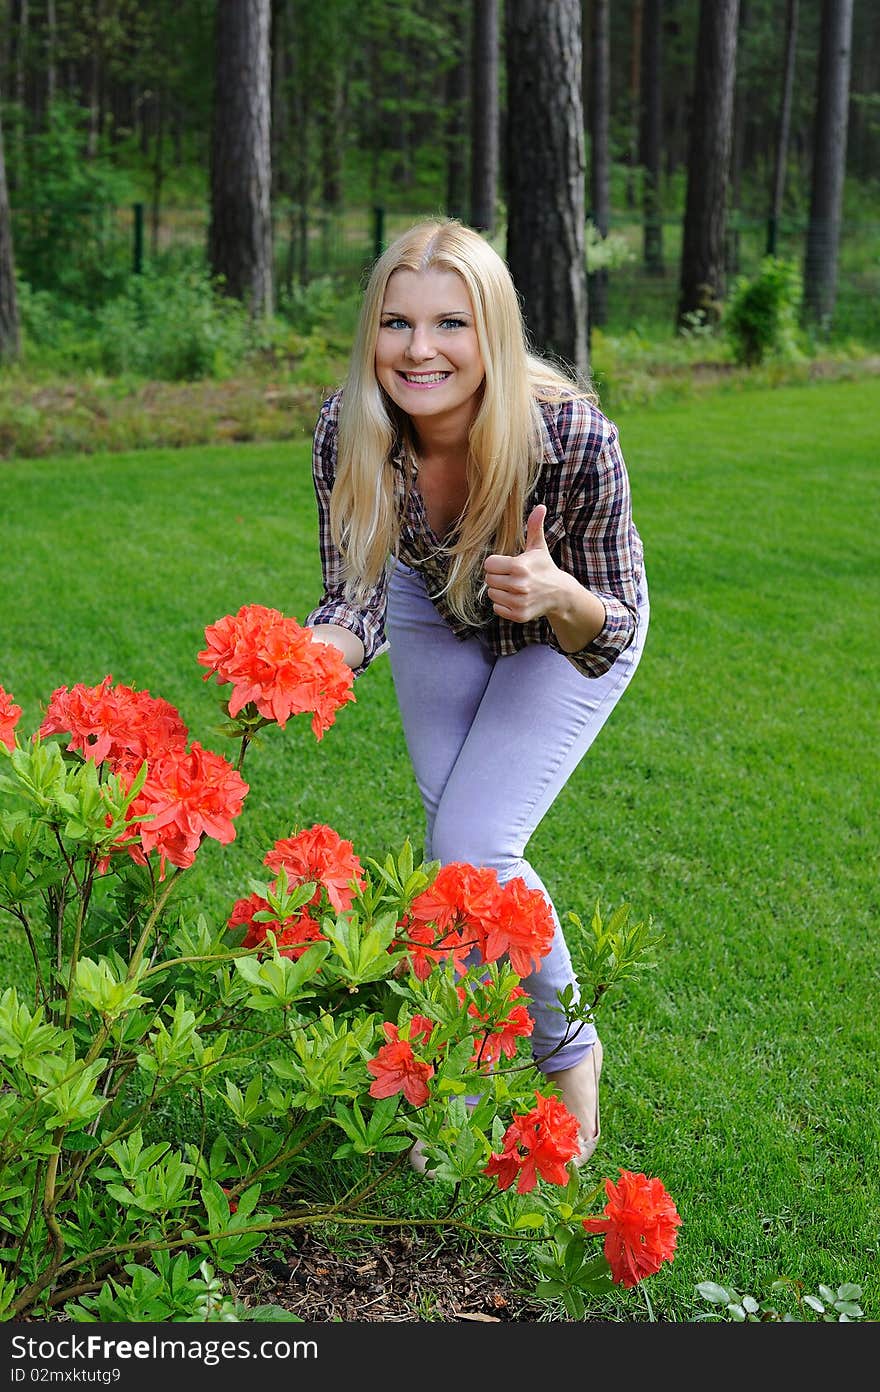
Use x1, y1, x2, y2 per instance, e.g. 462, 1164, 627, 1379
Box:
132, 202, 144, 274
373, 206, 385, 261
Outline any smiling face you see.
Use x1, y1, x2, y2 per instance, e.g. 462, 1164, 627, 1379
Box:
375, 268, 486, 436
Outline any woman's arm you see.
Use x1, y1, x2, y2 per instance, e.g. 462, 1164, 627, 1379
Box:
483, 503, 607, 651
308, 623, 366, 672
304, 394, 389, 678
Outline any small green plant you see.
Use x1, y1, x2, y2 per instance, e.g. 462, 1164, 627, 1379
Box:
724, 256, 804, 366
695, 1278, 864, 1322
585, 221, 636, 275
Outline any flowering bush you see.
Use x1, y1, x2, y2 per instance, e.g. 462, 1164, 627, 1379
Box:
0, 612, 676, 1323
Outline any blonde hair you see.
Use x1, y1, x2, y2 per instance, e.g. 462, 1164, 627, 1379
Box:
330, 218, 598, 624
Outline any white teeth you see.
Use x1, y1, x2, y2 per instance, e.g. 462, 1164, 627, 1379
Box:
402, 372, 449, 383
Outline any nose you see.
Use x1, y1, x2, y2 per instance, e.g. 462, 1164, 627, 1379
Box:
405, 325, 437, 362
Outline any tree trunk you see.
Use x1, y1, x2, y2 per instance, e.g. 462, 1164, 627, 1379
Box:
505, 0, 588, 377
271, 0, 288, 201
626, 0, 642, 210
0, 101, 20, 363
46, 0, 56, 109
470, 0, 499, 233
150, 88, 164, 256
445, 3, 469, 221
767, 0, 799, 254
803, 0, 853, 329
848, 2, 880, 180
588, 0, 610, 327
12, 0, 28, 180
318, 66, 344, 210
209, 0, 274, 317
641, 0, 663, 274
676, 0, 739, 329
726, 0, 749, 277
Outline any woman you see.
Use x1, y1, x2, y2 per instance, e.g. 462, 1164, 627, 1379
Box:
305, 219, 648, 1167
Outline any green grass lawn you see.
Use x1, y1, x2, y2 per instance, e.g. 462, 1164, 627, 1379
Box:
1, 375, 878, 1322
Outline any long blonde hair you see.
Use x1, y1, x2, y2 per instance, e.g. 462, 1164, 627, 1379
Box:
331, 218, 597, 624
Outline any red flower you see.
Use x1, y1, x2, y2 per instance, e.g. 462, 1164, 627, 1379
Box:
479, 877, 556, 978
0, 685, 22, 752
395, 912, 473, 981
382, 1016, 436, 1048
484, 1092, 581, 1194
264, 823, 365, 913
197, 603, 355, 739
466, 985, 534, 1067
583, 1169, 682, 1288
367, 1036, 434, 1107
229, 893, 326, 961
123, 741, 248, 876
410, 862, 499, 934
406, 862, 555, 980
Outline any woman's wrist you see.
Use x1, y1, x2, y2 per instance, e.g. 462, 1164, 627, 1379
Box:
544, 573, 606, 654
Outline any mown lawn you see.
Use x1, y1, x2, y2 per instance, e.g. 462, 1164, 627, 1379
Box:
1, 374, 877, 1322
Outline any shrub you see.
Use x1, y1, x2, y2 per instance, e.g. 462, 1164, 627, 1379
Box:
96, 265, 254, 380
724, 256, 804, 366
9, 99, 133, 305
0, 611, 675, 1323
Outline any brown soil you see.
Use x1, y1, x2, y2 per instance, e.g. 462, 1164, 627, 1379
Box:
229, 1227, 549, 1323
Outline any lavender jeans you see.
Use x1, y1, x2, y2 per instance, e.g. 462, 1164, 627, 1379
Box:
385, 560, 650, 1074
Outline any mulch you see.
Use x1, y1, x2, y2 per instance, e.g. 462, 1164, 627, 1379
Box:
230, 1227, 549, 1323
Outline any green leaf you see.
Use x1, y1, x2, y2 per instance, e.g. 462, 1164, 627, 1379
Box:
61, 1131, 101, 1152
696, 1281, 737, 1304
513, 1213, 547, 1230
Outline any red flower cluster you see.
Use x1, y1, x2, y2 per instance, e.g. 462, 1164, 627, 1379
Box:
367, 1021, 435, 1107
265, 822, 364, 913
460, 984, 534, 1068
39, 676, 188, 768
484, 1092, 581, 1193
583, 1170, 682, 1288
197, 603, 355, 740
228, 824, 364, 959
404, 862, 555, 980
0, 685, 22, 752
228, 893, 326, 961
38, 676, 247, 877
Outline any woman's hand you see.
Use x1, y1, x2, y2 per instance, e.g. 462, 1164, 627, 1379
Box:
483, 505, 606, 652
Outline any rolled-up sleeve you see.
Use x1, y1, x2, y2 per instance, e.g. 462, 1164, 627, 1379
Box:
304, 394, 390, 677
545, 404, 642, 680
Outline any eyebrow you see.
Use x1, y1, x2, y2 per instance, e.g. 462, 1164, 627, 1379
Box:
380, 308, 473, 319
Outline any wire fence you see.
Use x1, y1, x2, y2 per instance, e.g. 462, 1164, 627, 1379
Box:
13, 199, 880, 343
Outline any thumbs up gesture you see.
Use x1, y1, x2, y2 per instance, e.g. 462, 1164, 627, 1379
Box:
483, 504, 563, 624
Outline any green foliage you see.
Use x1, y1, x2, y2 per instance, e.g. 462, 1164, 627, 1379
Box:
9, 99, 133, 305
695, 1279, 864, 1323
66, 1255, 301, 1323
724, 256, 805, 366
585, 221, 636, 275
97, 264, 255, 381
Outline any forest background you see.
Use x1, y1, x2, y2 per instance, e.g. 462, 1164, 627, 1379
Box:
0, 0, 877, 456
0, 0, 878, 1333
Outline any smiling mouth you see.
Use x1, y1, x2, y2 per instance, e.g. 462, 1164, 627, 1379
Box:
396, 371, 451, 386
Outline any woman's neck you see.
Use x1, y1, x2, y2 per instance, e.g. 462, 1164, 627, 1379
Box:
411, 417, 469, 462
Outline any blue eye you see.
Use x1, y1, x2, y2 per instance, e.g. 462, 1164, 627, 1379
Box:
440, 317, 468, 330
381, 317, 409, 330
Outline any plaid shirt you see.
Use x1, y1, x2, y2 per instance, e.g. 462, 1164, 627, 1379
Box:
305, 388, 644, 680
